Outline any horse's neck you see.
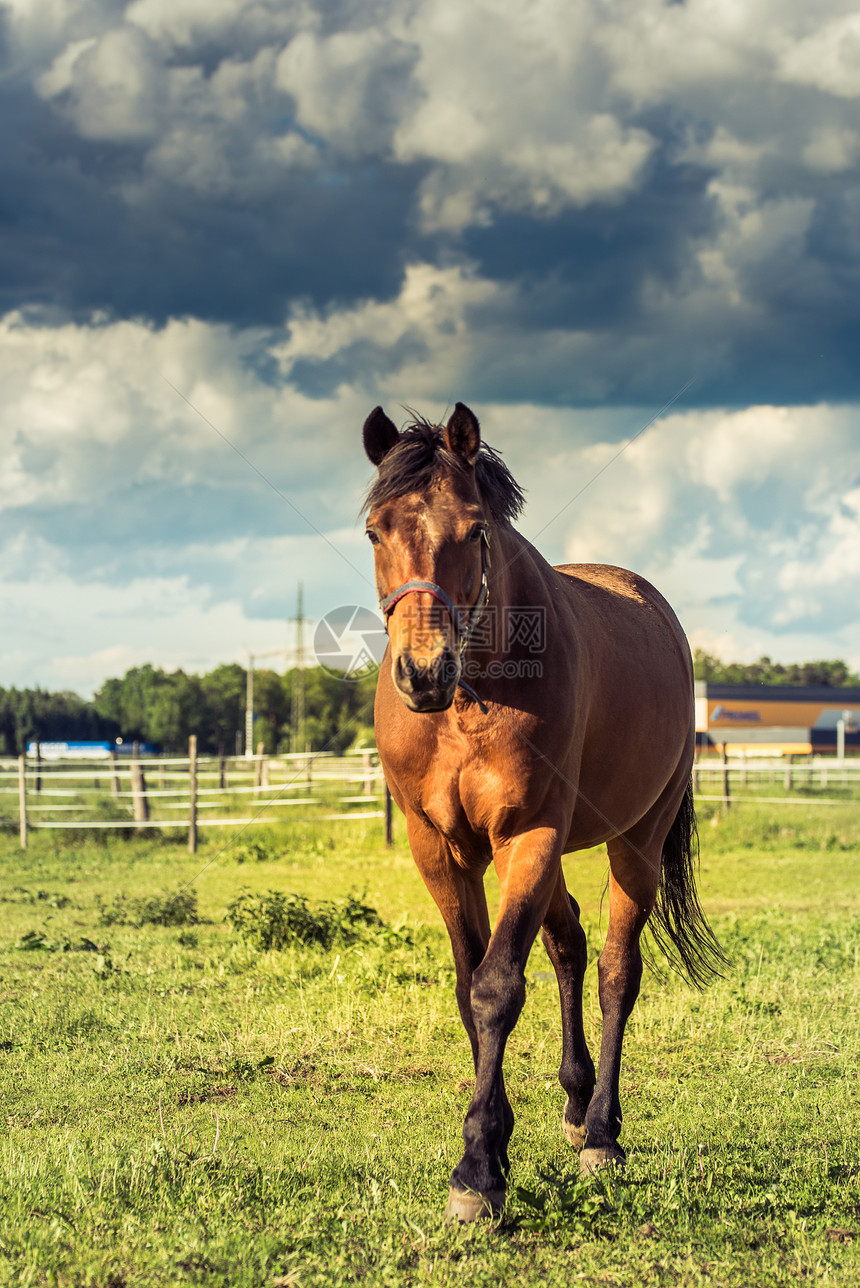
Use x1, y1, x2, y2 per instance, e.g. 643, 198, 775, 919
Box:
491, 524, 555, 609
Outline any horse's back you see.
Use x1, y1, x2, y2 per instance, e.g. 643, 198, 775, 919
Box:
558, 561, 684, 641
553, 562, 692, 677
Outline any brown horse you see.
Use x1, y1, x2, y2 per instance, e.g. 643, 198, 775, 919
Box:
362, 402, 723, 1222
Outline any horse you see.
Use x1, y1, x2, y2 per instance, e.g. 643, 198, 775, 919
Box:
362, 401, 724, 1222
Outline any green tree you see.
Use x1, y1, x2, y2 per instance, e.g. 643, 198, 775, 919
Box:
201, 663, 246, 754
2, 660, 384, 758
251, 669, 289, 754
0, 685, 119, 754
693, 649, 860, 687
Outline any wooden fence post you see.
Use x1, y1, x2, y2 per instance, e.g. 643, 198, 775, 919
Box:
218, 747, 226, 791
254, 741, 265, 795
784, 755, 793, 792
363, 751, 373, 796
721, 743, 731, 811
109, 747, 120, 799
385, 783, 393, 848
18, 755, 27, 850
35, 741, 42, 794
131, 743, 150, 823
188, 735, 198, 854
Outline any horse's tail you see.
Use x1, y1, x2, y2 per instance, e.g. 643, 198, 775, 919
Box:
649, 779, 729, 988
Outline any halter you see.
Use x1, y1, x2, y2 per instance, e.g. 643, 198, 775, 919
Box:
378, 529, 491, 711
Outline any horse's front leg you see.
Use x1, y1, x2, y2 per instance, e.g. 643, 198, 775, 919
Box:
404, 815, 514, 1210
447, 824, 562, 1221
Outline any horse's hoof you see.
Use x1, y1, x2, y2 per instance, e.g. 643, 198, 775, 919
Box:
444, 1186, 505, 1223
579, 1146, 625, 1177
562, 1116, 587, 1150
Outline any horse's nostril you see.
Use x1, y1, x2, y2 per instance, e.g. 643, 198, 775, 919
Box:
395, 654, 421, 686
395, 652, 457, 695
433, 650, 459, 687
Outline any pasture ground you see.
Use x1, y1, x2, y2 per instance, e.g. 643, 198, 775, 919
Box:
0, 801, 859, 1287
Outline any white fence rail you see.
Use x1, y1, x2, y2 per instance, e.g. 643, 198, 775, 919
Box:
2, 745, 393, 852
693, 753, 860, 805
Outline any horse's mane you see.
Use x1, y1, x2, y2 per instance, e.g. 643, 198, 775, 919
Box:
363, 417, 526, 524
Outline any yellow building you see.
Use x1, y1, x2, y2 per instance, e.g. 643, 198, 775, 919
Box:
695, 682, 860, 756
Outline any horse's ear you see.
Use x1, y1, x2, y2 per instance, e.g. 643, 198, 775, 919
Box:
444, 402, 480, 466
363, 407, 399, 466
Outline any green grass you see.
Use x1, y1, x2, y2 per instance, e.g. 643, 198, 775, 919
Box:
0, 805, 858, 1286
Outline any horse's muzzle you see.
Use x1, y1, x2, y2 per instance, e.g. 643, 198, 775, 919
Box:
393, 649, 460, 711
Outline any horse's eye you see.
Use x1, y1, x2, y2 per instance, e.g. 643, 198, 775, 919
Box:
469, 525, 486, 543
366, 529, 380, 546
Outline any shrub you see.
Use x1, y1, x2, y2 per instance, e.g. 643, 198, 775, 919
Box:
225, 890, 382, 951
230, 837, 278, 864
96, 888, 199, 927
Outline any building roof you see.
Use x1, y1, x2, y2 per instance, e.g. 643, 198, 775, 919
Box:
695, 682, 860, 705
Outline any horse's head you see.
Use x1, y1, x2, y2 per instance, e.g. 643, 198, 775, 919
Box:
363, 403, 490, 712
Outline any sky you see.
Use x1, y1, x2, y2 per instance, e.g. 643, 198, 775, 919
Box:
2, 0, 860, 696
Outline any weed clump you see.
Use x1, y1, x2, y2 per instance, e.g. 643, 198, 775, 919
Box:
1, 887, 72, 908
96, 888, 199, 927
230, 837, 278, 864
226, 889, 382, 951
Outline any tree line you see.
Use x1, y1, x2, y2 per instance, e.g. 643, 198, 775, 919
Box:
1, 664, 377, 757
692, 651, 860, 687
2, 653, 858, 756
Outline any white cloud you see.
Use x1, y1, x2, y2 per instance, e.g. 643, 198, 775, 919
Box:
597, 0, 777, 106
275, 261, 501, 398
391, 0, 654, 228
126, 0, 300, 48
276, 28, 417, 158
555, 403, 860, 648
37, 24, 167, 141
0, 570, 290, 696
802, 125, 860, 172
0, 311, 381, 680
779, 12, 860, 98
0, 311, 371, 517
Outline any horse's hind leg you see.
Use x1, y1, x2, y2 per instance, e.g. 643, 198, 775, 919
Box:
580, 832, 660, 1175
540, 872, 595, 1149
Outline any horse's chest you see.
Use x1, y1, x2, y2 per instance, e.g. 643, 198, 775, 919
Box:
418, 757, 519, 850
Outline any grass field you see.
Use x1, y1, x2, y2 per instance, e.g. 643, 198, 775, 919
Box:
1, 799, 859, 1287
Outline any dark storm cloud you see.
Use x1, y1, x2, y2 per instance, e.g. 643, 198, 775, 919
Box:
461, 155, 717, 328
3, 0, 860, 409
0, 72, 420, 325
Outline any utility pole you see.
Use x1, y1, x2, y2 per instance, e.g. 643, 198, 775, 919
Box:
245, 654, 255, 759
244, 585, 309, 761
290, 581, 308, 755
245, 646, 287, 758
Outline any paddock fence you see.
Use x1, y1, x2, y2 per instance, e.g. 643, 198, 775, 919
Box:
2, 741, 393, 852
692, 751, 860, 808
2, 745, 858, 853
